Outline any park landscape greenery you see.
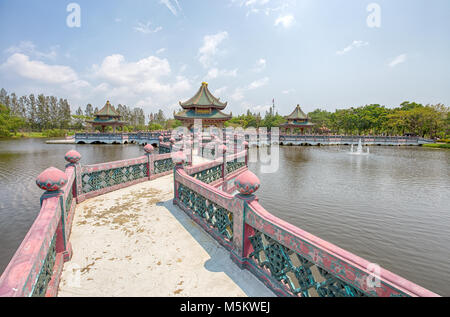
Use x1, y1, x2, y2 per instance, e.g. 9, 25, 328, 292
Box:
0, 88, 448, 141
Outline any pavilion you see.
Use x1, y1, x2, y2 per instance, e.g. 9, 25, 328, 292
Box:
280, 104, 315, 135
86, 101, 126, 133
175, 82, 232, 129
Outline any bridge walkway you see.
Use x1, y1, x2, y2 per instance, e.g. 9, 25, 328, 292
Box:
57, 173, 275, 297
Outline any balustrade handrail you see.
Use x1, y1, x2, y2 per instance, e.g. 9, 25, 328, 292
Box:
173, 159, 440, 297
81, 156, 147, 173
0, 166, 77, 297
244, 200, 439, 297
184, 150, 246, 176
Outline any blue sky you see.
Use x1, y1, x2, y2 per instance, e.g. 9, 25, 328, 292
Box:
0, 0, 449, 117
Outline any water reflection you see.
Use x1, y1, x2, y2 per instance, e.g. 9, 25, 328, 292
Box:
0, 139, 449, 296
249, 145, 450, 296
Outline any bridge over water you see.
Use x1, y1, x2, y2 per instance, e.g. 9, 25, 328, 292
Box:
74, 132, 434, 147
0, 139, 440, 297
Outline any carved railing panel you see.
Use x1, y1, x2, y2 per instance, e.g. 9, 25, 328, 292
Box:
31, 234, 56, 297
191, 164, 222, 184
159, 146, 171, 154
248, 228, 367, 297
65, 186, 73, 219
178, 184, 233, 241
226, 160, 246, 174
81, 163, 148, 193
154, 158, 174, 174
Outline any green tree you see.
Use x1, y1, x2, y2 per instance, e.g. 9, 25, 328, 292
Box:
0, 104, 25, 137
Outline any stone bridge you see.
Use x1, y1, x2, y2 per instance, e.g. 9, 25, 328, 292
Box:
0, 138, 440, 297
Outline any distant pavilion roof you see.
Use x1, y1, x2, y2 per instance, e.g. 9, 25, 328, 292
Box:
95, 101, 120, 117
174, 109, 232, 121
285, 104, 308, 120
87, 100, 125, 127
179, 82, 227, 110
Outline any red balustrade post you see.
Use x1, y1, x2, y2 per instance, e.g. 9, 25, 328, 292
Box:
230, 170, 261, 269
144, 144, 155, 180
36, 167, 72, 261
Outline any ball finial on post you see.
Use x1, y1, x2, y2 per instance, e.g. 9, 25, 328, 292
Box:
36, 167, 68, 192
144, 144, 154, 154
234, 170, 260, 196
65, 150, 81, 164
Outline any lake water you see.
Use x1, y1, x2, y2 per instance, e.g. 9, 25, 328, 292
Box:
0, 138, 449, 296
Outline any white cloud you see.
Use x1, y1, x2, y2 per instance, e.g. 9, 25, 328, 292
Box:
0, 51, 194, 115
336, 40, 369, 55
247, 104, 272, 113
206, 68, 238, 79
5, 41, 59, 60
282, 89, 294, 94
245, 0, 270, 6
1, 53, 80, 84
92, 54, 171, 86
230, 77, 269, 102
248, 77, 269, 90
253, 58, 267, 72
231, 89, 245, 101
274, 15, 295, 28
198, 31, 229, 68
156, 48, 166, 54
231, 0, 291, 17
160, 0, 182, 16
389, 54, 407, 67
214, 86, 228, 96
134, 21, 163, 34
91, 54, 192, 110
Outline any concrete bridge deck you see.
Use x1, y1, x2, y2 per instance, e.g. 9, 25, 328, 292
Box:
57, 174, 275, 297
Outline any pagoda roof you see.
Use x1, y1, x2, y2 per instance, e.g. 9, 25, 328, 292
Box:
87, 118, 126, 125
174, 109, 232, 121
280, 121, 315, 127
95, 101, 120, 117
179, 82, 227, 110
285, 104, 308, 120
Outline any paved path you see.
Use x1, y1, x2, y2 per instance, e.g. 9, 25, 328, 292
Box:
58, 174, 275, 297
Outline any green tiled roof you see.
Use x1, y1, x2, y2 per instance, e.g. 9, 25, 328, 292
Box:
285, 104, 308, 120
280, 121, 315, 127
179, 82, 227, 109
87, 118, 126, 125
95, 101, 120, 117
174, 109, 231, 121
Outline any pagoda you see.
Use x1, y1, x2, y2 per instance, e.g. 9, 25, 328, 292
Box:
86, 101, 126, 132
175, 82, 232, 129
280, 104, 315, 135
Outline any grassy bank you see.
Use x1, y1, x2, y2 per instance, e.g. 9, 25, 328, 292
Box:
423, 143, 450, 149
9, 132, 47, 139
2, 130, 76, 139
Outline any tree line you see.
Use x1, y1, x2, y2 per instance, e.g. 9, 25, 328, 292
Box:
0, 88, 159, 136
226, 102, 448, 138
308, 102, 449, 138
1, 88, 448, 138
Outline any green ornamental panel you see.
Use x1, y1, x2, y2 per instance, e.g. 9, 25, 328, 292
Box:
81, 163, 148, 194
65, 187, 73, 219
154, 158, 174, 174
248, 228, 367, 297
159, 146, 171, 154
178, 184, 233, 241
226, 160, 246, 174
192, 165, 222, 184
31, 234, 56, 297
